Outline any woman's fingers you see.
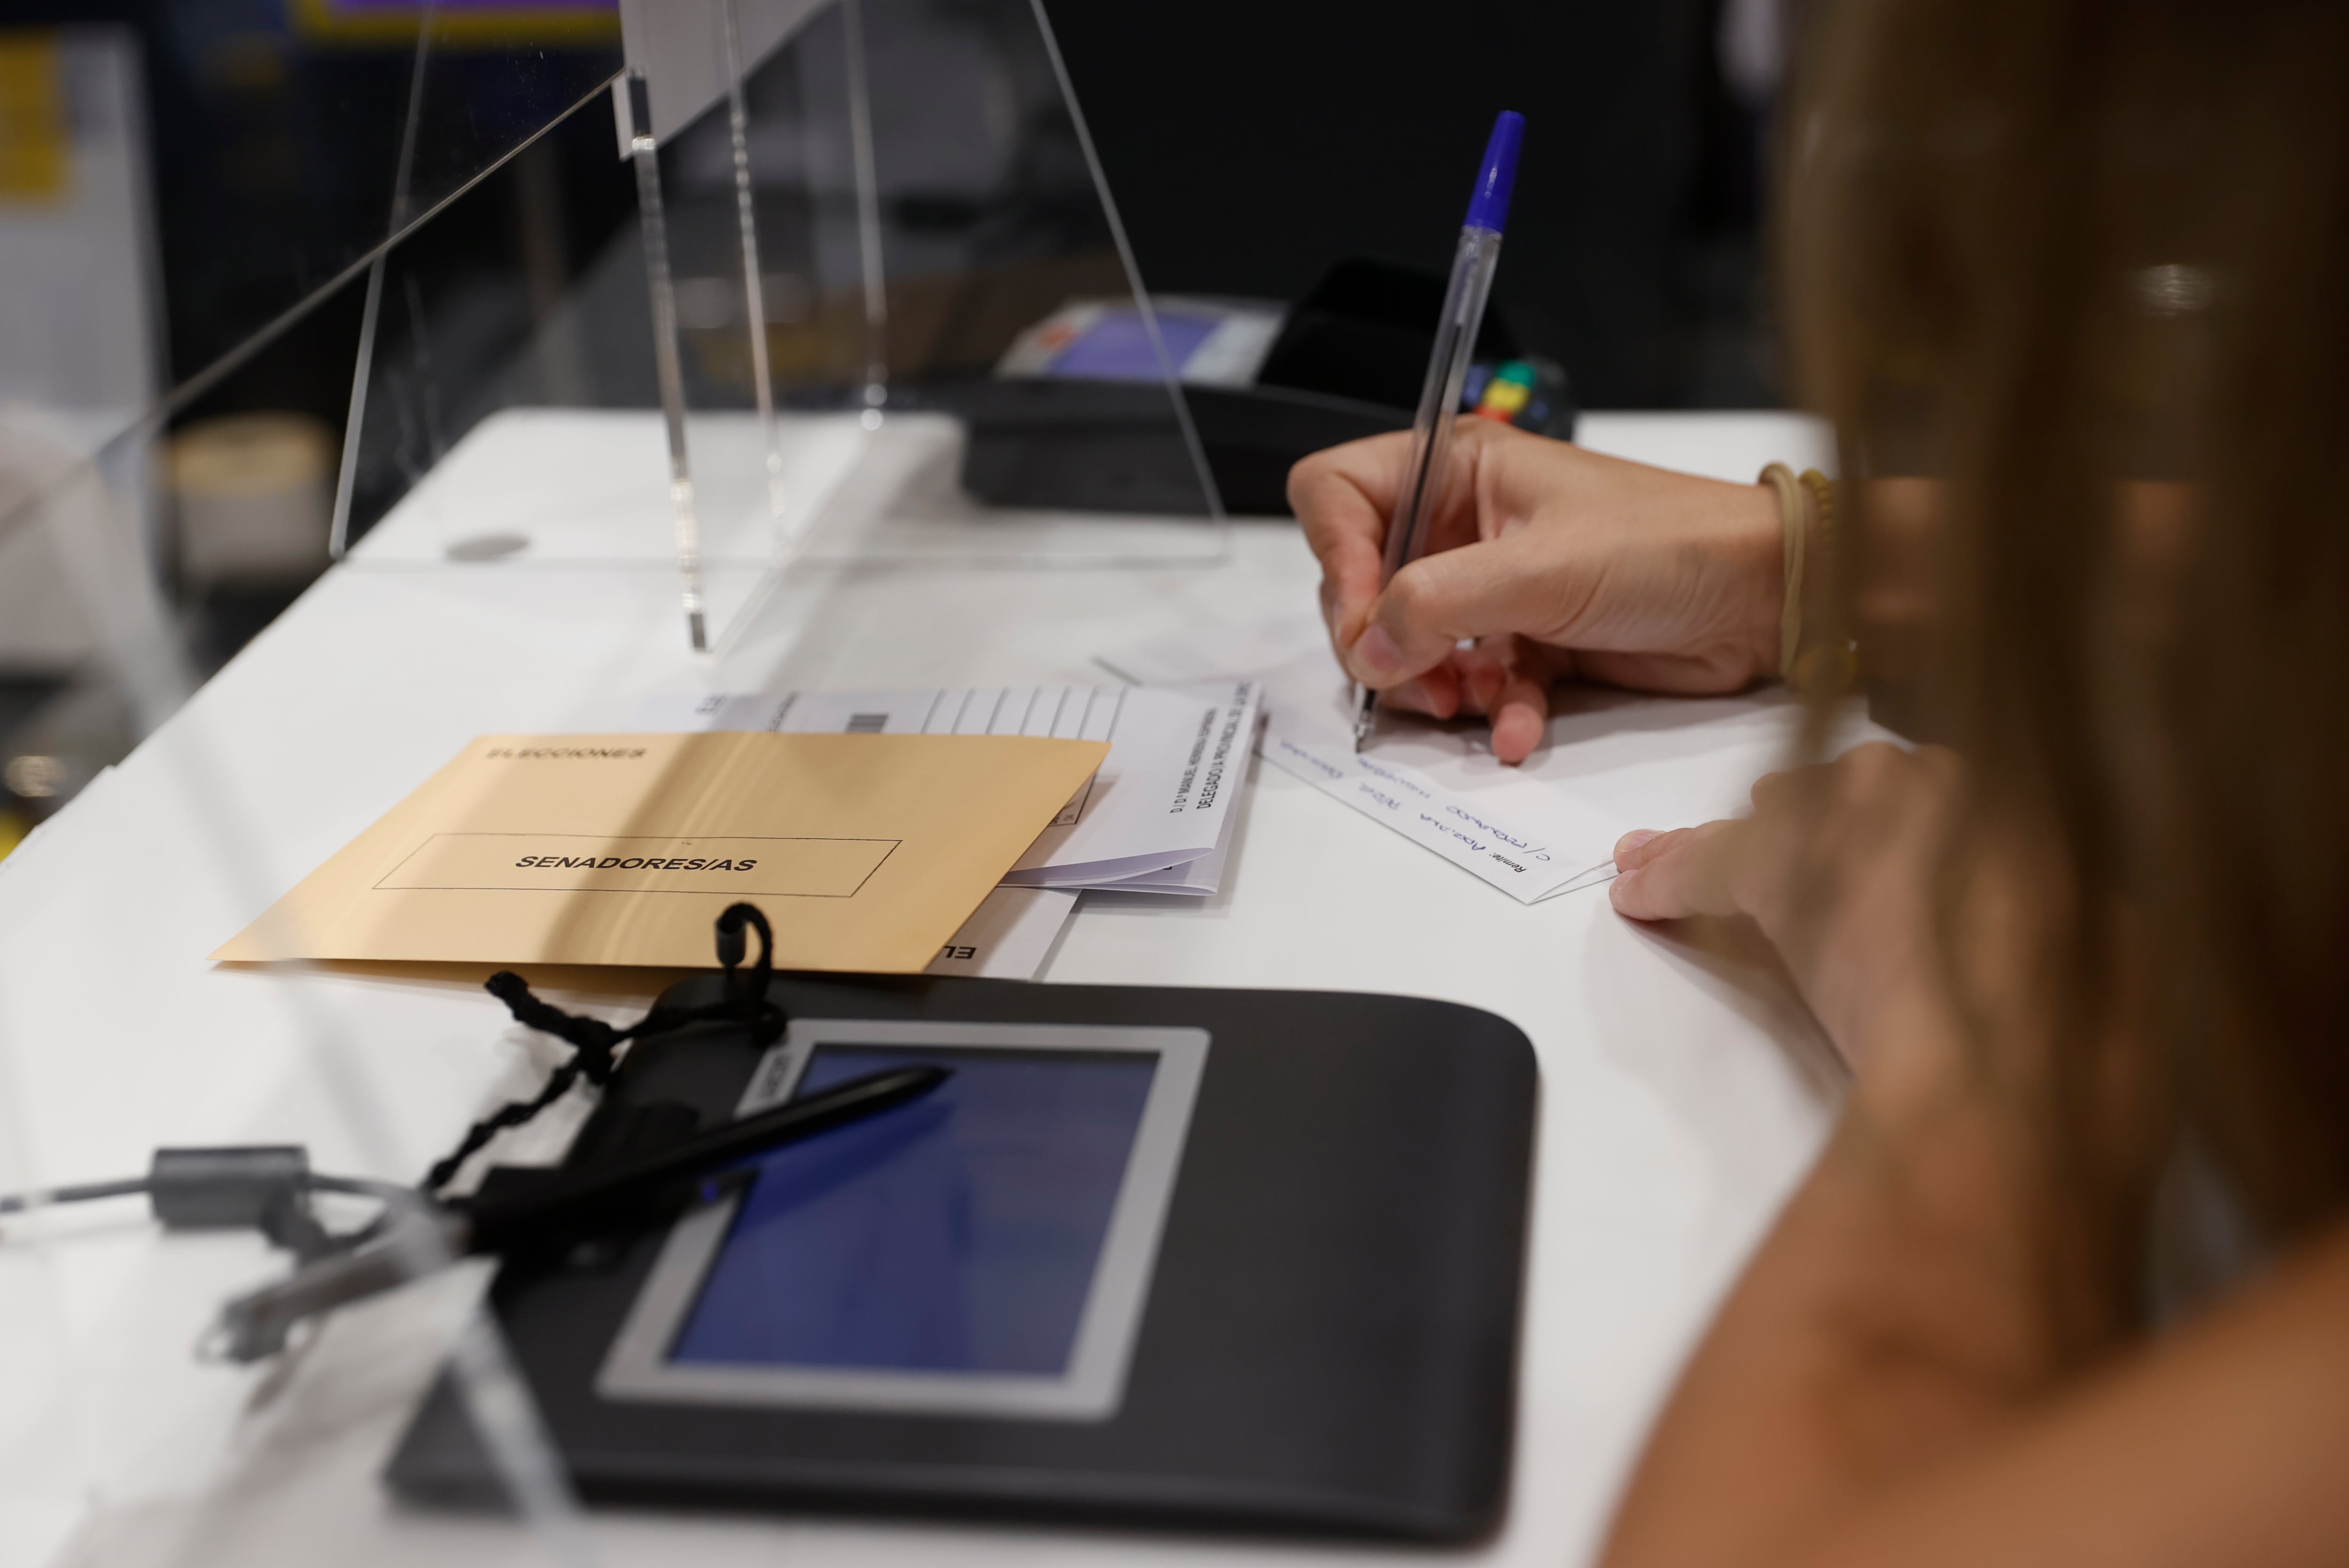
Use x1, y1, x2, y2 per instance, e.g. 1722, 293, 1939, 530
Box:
1490, 683, 1548, 764
1291, 428, 1493, 661
1381, 671, 1461, 719
1453, 642, 1510, 716
1292, 439, 1403, 653
1351, 526, 1587, 685
1459, 638, 1552, 765
1609, 820, 1749, 921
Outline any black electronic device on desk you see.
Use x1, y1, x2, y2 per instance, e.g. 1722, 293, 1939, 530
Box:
387, 972, 1538, 1542
946, 257, 1577, 517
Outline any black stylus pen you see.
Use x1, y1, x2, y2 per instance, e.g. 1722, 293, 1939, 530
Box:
207, 1064, 950, 1361
458, 1063, 952, 1253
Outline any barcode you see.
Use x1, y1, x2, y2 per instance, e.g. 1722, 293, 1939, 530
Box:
844, 713, 888, 734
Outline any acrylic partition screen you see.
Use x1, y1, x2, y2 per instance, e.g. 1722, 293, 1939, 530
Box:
0, 9, 633, 1567
0, 5, 1222, 1560
333, 0, 1229, 652
0, 8, 624, 798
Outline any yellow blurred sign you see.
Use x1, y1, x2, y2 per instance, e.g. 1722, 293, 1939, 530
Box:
0, 32, 67, 203
289, 0, 622, 47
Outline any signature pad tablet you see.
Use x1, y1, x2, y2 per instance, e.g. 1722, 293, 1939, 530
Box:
388, 975, 1537, 1542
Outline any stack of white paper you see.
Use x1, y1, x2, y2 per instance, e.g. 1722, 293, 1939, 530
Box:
630, 683, 1259, 897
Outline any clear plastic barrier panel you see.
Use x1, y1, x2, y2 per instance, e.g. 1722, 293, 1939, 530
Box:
338, 0, 1229, 652
0, 6, 1226, 1563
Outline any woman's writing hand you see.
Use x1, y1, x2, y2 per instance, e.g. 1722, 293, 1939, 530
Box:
1290, 421, 1784, 763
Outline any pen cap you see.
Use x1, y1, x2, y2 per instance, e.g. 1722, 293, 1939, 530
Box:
1462, 110, 1525, 234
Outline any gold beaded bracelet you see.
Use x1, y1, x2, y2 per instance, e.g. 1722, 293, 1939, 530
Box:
1759, 463, 1849, 691
1758, 463, 1805, 679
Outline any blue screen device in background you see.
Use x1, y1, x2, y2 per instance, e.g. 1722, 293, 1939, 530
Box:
598, 1019, 1210, 1421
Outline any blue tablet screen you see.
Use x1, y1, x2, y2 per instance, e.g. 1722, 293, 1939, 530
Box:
668, 1047, 1159, 1376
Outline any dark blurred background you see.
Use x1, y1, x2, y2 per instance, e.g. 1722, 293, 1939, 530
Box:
1051, 0, 1779, 410
0, 0, 1782, 853
0, 0, 1781, 434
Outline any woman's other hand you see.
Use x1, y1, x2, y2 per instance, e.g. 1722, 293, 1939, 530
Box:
1289, 421, 1785, 764
1609, 742, 1964, 1084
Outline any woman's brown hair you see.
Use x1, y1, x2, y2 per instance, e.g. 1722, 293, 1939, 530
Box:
1781, 0, 2349, 1334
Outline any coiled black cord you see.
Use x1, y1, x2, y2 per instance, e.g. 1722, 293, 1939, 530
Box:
419, 901, 787, 1194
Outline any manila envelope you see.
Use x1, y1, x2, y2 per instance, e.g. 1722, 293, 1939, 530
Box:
214, 732, 1108, 972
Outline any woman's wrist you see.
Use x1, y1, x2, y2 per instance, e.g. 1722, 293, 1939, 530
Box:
1840, 991, 1980, 1131
1722, 478, 1791, 683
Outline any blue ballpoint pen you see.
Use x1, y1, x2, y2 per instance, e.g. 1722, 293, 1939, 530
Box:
1352, 110, 1525, 751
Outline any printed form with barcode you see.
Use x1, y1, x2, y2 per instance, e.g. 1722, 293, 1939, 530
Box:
631, 683, 1260, 898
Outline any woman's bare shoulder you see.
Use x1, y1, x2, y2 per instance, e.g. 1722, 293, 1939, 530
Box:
1801, 1220, 2349, 1568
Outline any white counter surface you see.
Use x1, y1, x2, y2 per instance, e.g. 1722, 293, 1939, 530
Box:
0, 409, 1844, 1568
